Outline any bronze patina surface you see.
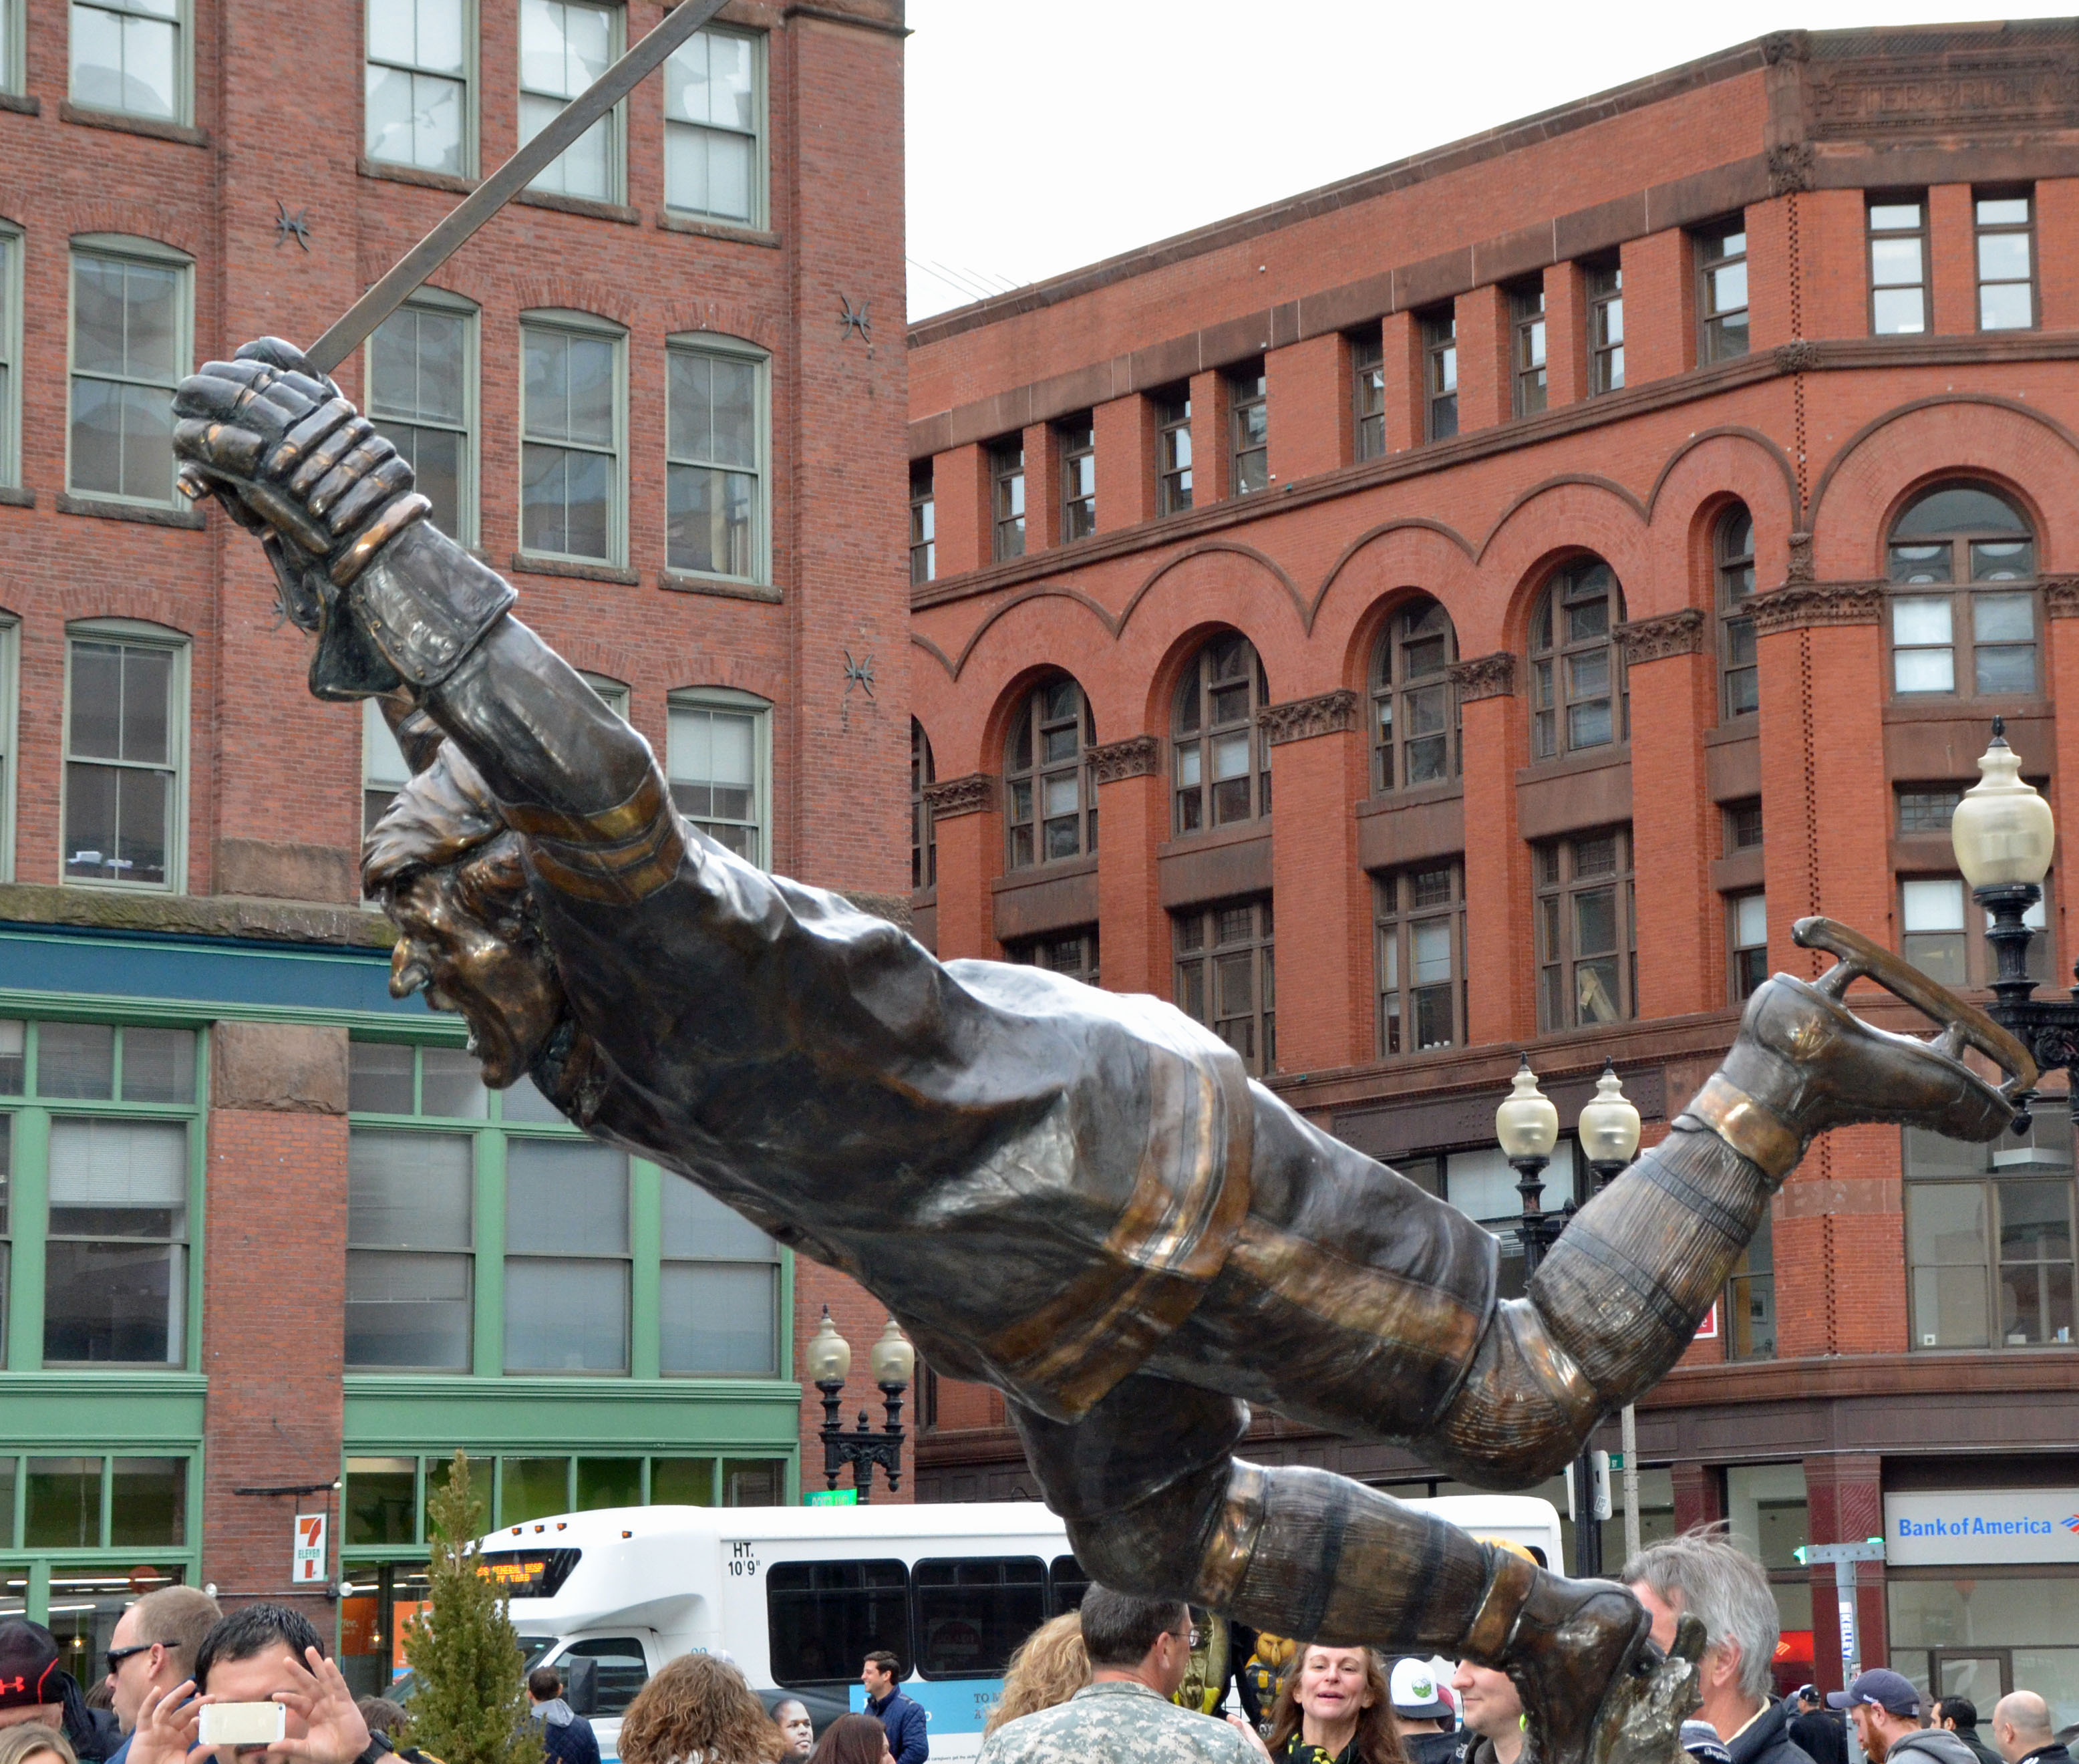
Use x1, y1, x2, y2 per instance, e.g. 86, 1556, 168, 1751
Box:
173, 339, 2028, 1764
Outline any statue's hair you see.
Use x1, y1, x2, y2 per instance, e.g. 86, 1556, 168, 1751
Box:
363, 738, 505, 893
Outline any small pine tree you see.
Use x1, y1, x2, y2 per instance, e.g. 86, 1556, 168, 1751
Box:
403, 1453, 539, 1764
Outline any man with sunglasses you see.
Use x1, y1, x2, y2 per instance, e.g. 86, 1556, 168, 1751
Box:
105, 1588, 222, 1764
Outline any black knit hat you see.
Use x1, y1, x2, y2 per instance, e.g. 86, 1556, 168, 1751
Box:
0, 1620, 63, 1708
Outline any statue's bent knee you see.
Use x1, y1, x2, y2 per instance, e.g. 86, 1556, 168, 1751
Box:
1062, 1456, 1235, 1595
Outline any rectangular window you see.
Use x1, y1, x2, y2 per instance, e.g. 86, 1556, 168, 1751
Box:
1725, 798, 1764, 852
1897, 787, 1961, 835
767, 1560, 911, 1688
909, 462, 935, 586
1376, 863, 1464, 1056
1229, 366, 1268, 494
1869, 197, 1928, 335
365, 0, 468, 175
1902, 876, 1967, 984
1009, 928, 1099, 988
1588, 262, 1623, 394
1698, 225, 1750, 363
71, 0, 184, 122
520, 0, 617, 200
1156, 390, 1192, 516
1, 0, 17, 92
1173, 898, 1274, 1076
990, 439, 1025, 561
1891, 591, 2036, 697
1059, 418, 1096, 541
1724, 1214, 1776, 1360
1729, 891, 1768, 1002
69, 246, 188, 506
1511, 284, 1547, 417
1422, 312, 1457, 441
520, 318, 622, 565
505, 1139, 630, 1374
1892, 595, 1955, 694
1905, 1111, 2074, 1349
0, 228, 17, 488
668, 692, 768, 867
1353, 332, 1386, 460
63, 631, 185, 890
45, 1117, 190, 1364
0, 622, 13, 883
659, 1174, 778, 1375
346, 1127, 473, 1370
666, 339, 766, 583
913, 1558, 1048, 1680
663, 28, 763, 226
1977, 191, 2035, 332
362, 699, 412, 843
1535, 829, 1637, 1032
367, 297, 473, 545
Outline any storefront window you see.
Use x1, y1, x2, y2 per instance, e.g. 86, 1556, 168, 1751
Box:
1891, 1576, 2079, 1733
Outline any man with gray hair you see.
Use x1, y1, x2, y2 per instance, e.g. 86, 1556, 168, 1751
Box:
1624, 1533, 1811, 1764
1991, 1693, 2070, 1764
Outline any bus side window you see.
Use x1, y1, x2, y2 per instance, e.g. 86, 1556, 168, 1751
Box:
558, 1638, 650, 1716
1049, 1556, 1090, 1617
913, 1558, 1046, 1680
767, 1560, 911, 1686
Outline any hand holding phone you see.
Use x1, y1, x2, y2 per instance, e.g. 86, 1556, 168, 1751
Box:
199, 1704, 288, 1749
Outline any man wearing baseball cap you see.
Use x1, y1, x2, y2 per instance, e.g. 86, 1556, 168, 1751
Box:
1387, 1661, 1456, 1764
0, 1620, 122, 1759
1827, 1672, 1969, 1764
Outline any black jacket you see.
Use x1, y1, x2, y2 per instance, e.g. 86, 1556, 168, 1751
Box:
1726, 1700, 1815, 1764
1789, 1710, 1847, 1764
1952, 1731, 2004, 1764
1404, 1733, 1460, 1764
2017, 1746, 2074, 1764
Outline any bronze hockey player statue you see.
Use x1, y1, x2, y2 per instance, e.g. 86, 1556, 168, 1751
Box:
172, 341, 2034, 1764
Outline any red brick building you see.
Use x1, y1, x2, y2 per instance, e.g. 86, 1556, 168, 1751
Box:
0, 0, 911, 1696
907, 21, 2079, 1721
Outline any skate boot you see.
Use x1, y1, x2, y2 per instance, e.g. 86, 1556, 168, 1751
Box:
1462, 1546, 1704, 1764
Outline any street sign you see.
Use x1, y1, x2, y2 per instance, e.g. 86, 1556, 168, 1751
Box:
806, 1489, 858, 1507
291, 1513, 327, 1586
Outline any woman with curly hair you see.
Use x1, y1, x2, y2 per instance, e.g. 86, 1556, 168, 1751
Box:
619, 1655, 784, 1764
982, 1614, 1091, 1739
1231, 1645, 1406, 1764
806, 1715, 890, 1764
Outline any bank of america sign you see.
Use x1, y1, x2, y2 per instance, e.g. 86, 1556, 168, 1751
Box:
1883, 1491, 2079, 1565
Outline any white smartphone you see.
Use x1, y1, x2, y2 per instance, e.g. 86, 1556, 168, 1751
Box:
198, 1703, 287, 1748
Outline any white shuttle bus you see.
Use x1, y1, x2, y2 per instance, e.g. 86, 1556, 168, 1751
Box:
472, 1494, 1564, 1764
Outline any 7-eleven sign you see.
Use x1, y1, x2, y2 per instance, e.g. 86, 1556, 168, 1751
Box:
292, 1513, 327, 1586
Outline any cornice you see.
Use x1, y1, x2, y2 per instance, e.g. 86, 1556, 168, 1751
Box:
1615, 607, 1706, 664
1749, 581, 1886, 635
1257, 690, 1360, 746
1448, 652, 1516, 702
1088, 734, 1160, 782
921, 772, 993, 819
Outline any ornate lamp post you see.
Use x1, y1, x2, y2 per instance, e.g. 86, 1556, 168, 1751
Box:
1497, 1055, 1563, 1275
1575, 1060, 1643, 1576
1951, 719, 2069, 1128
807, 1311, 915, 1503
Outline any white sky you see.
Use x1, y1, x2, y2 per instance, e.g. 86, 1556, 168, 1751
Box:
905, 0, 2051, 320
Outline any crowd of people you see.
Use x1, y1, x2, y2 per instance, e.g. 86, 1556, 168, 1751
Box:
0, 1528, 2064, 1764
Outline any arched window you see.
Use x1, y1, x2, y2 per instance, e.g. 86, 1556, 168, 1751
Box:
1717, 505, 1758, 721
1529, 559, 1627, 760
1173, 635, 1269, 833
1004, 677, 1096, 869
911, 719, 935, 891
1888, 484, 2038, 698
1372, 597, 1459, 793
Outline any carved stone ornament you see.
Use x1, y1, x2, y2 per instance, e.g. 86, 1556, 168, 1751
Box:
1615, 607, 1706, 665
2043, 576, 2079, 619
1257, 690, 1360, 747
1766, 143, 1816, 196
1088, 734, 1162, 782
921, 772, 995, 819
1448, 651, 1517, 702
1761, 29, 1808, 63
1748, 582, 1886, 636
1774, 339, 1822, 374
1786, 531, 1816, 586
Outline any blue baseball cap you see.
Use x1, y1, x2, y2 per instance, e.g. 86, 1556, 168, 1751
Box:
1827, 1670, 1920, 1716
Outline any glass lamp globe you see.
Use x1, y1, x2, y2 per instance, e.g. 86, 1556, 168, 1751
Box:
1577, 1060, 1642, 1167
1495, 1056, 1560, 1161
806, 1309, 852, 1385
868, 1319, 916, 1389
1952, 720, 2054, 889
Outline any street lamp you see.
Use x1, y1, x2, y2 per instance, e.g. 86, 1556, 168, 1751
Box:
810, 1310, 914, 1503
1950, 718, 2068, 1127
1497, 1054, 1562, 1274
1575, 1060, 1643, 1576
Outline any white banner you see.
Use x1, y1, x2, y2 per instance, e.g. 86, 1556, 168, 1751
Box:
1883, 1489, 2079, 1566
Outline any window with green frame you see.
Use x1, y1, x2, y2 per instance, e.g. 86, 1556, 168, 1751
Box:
345, 1040, 783, 1378
0, 1020, 203, 1369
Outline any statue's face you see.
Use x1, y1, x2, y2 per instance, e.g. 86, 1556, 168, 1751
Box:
383, 851, 565, 1088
